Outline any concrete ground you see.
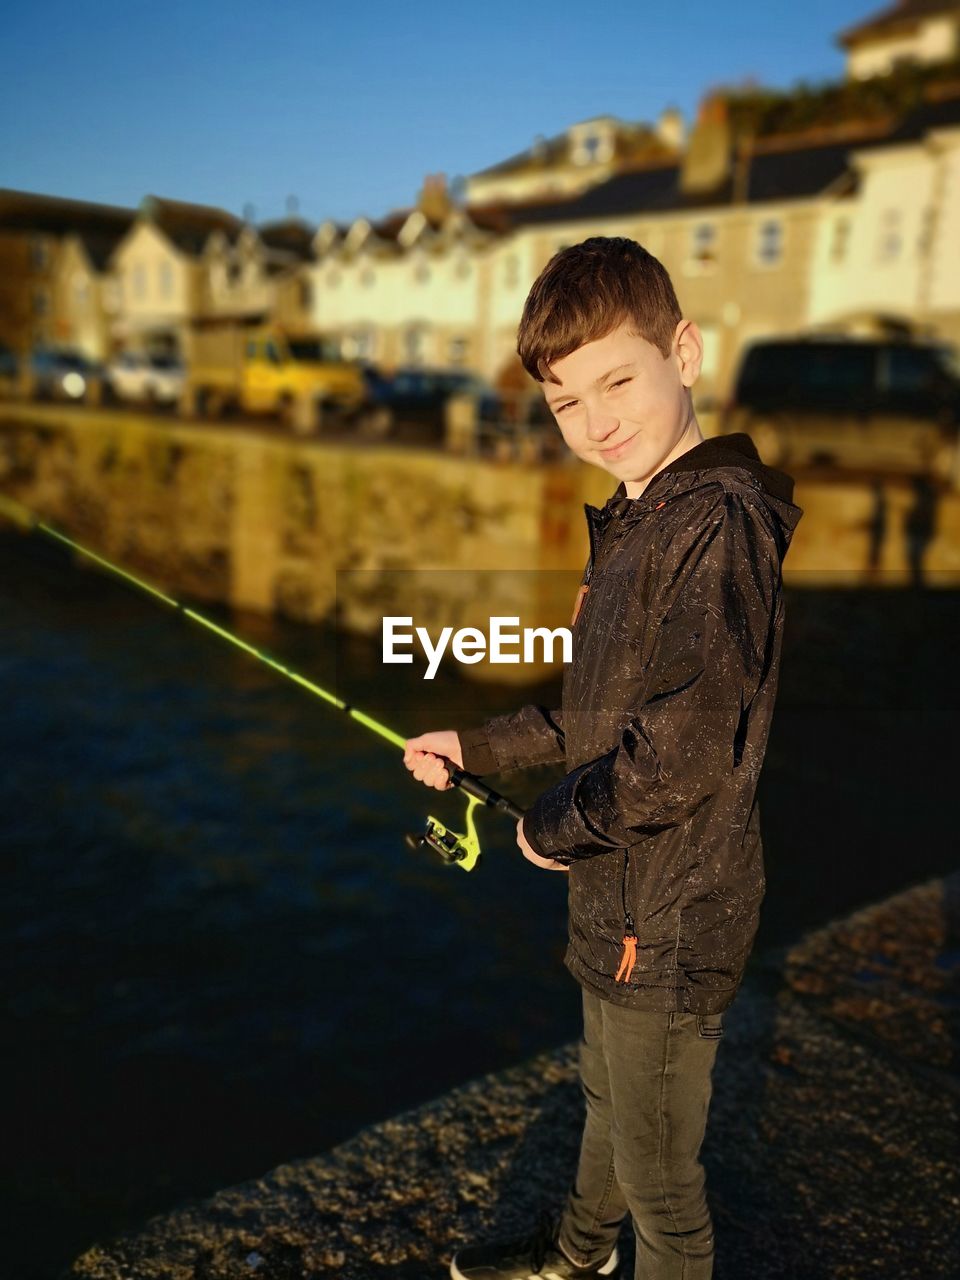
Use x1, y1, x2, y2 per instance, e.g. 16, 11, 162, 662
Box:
64, 870, 959, 1280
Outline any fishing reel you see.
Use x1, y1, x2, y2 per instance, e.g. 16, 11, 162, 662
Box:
405, 798, 482, 872
403, 766, 525, 872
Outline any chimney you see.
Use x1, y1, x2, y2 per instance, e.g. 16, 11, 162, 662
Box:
417, 173, 452, 224
655, 106, 686, 151
680, 93, 733, 194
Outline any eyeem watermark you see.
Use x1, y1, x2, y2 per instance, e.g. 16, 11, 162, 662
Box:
383, 616, 572, 680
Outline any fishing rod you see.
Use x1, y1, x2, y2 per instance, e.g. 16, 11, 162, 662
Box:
0, 491, 524, 871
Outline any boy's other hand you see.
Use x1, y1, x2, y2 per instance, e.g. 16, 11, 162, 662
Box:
403, 730, 463, 790
517, 817, 569, 871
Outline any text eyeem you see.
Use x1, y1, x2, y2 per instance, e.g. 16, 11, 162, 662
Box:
382, 616, 573, 680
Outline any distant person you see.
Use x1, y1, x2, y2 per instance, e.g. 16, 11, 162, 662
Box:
404, 237, 803, 1280
867, 480, 888, 578
904, 473, 938, 588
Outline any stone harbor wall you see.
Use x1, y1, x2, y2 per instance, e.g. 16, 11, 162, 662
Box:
2, 407, 960, 681
65, 870, 960, 1280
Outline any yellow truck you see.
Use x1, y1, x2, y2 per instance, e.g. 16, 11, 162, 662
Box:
182, 322, 366, 433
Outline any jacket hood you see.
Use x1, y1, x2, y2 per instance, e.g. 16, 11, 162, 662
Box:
600, 432, 804, 549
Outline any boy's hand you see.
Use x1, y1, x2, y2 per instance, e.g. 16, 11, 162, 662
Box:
517, 817, 569, 872
403, 730, 464, 790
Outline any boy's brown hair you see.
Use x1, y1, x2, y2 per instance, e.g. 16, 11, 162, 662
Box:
517, 236, 683, 383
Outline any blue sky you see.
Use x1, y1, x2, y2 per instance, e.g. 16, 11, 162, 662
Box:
0, 0, 878, 225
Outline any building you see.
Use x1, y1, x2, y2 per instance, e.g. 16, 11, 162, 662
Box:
201, 216, 315, 331
464, 111, 685, 207
107, 195, 244, 356
0, 189, 134, 355
310, 178, 507, 369
838, 0, 960, 81
808, 88, 960, 345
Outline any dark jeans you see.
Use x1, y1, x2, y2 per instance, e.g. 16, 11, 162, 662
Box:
557, 988, 724, 1279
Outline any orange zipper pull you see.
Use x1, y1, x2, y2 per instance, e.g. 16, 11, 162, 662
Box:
614, 930, 638, 983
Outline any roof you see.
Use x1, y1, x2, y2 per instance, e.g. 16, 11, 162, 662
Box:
72, 229, 130, 271
140, 194, 242, 255
838, 0, 960, 48
884, 82, 960, 136
503, 87, 960, 227
471, 119, 677, 181
258, 217, 316, 260
0, 188, 135, 239
503, 144, 851, 227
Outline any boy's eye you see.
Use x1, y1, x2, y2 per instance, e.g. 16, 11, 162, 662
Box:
554, 380, 629, 413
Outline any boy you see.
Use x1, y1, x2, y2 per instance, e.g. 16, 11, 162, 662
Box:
404, 237, 803, 1280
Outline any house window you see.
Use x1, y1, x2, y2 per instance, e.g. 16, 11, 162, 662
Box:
755, 218, 783, 266
448, 336, 469, 365
348, 330, 373, 360
227, 259, 243, 286
690, 222, 717, 267
32, 287, 49, 315
299, 278, 313, 310
72, 272, 90, 309
830, 216, 851, 264
132, 263, 146, 300
404, 325, 428, 363
917, 206, 936, 257
878, 209, 902, 262
159, 261, 173, 299
30, 238, 48, 270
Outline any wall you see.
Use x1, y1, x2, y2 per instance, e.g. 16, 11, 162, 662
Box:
1, 407, 958, 685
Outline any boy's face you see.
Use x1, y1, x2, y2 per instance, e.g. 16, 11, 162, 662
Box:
541, 319, 703, 498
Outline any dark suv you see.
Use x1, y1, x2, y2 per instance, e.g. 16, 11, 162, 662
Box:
720, 336, 960, 482
360, 366, 499, 440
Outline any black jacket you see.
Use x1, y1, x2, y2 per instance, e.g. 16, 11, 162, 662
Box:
458, 433, 803, 1014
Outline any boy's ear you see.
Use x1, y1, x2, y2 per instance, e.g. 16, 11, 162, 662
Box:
673, 319, 703, 388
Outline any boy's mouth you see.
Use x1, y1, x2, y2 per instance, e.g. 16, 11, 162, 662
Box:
598, 432, 637, 461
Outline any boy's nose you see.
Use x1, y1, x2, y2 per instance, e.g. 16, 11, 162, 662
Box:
585, 411, 619, 442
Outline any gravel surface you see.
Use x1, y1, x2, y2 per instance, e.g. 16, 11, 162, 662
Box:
64, 871, 960, 1280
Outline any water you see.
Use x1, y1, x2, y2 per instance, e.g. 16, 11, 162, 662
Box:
2, 528, 957, 1279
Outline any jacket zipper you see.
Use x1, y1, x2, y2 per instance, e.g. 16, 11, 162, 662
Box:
581, 504, 657, 985
573, 511, 621, 626
615, 853, 638, 983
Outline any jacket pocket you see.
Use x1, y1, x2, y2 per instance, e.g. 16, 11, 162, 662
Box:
695, 1012, 724, 1039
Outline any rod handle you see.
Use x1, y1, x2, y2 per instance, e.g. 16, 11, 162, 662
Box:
449, 765, 525, 821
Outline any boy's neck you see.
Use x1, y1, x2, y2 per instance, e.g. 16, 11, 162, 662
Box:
623, 413, 704, 500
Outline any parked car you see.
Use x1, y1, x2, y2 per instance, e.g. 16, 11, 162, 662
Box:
107, 351, 185, 406
361, 366, 500, 439
0, 343, 18, 397
182, 323, 366, 432
24, 348, 106, 404
719, 336, 960, 482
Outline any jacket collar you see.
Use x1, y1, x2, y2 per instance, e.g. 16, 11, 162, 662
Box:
585, 432, 797, 529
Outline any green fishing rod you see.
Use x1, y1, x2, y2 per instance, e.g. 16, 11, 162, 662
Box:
0, 491, 524, 871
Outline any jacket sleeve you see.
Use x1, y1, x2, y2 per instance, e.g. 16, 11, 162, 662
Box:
458, 705, 565, 776
522, 489, 780, 865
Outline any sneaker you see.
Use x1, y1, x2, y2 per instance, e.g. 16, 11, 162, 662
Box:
449, 1209, 619, 1279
